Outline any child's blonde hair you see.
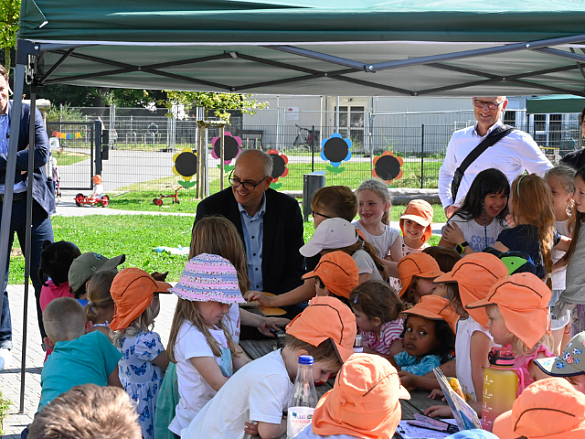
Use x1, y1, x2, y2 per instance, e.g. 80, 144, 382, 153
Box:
355, 180, 392, 225
349, 280, 402, 324
167, 299, 238, 361
510, 174, 555, 288
43, 297, 86, 343
486, 304, 553, 355
111, 297, 158, 348
190, 216, 250, 293
339, 239, 387, 279
311, 186, 358, 222
545, 164, 576, 232
85, 270, 116, 324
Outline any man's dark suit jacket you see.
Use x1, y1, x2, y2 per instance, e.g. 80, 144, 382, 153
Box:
1, 101, 55, 216
194, 188, 305, 295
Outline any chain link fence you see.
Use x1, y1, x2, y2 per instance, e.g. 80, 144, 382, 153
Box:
47, 106, 583, 195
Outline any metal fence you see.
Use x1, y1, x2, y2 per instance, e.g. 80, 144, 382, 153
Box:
48, 107, 583, 196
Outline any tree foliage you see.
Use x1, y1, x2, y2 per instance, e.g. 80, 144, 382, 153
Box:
0, 0, 21, 74
163, 91, 268, 121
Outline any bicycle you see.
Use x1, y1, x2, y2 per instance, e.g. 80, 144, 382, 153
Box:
292, 124, 319, 151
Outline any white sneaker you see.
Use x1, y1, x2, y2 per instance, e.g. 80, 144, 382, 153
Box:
0, 348, 12, 371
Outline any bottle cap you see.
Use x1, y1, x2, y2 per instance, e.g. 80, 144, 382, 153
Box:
354, 334, 363, 348
489, 346, 515, 367
298, 355, 314, 365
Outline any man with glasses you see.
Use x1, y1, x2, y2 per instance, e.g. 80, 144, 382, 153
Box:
194, 149, 304, 299
439, 96, 552, 218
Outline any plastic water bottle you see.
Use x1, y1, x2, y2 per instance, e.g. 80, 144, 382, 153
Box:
354, 334, 363, 353
287, 355, 318, 438
482, 347, 518, 431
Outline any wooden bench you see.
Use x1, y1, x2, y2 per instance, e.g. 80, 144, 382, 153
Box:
239, 129, 264, 150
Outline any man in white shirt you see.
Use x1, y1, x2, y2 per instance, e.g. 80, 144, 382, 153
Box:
439, 96, 552, 217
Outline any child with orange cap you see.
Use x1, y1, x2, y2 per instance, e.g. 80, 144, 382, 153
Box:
109, 268, 172, 439
425, 253, 509, 417
349, 280, 404, 357
397, 252, 443, 306
389, 200, 434, 291
181, 296, 356, 439
493, 378, 585, 438
302, 250, 360, 305
466, 272, 553, 395
293, 353, 410, 439
394, 295, 458, 385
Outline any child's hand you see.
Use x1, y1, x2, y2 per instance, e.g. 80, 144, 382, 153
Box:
267, 317, 290, 328
150, 271, 169, 281
442, 222, 465, 245
257, 318, 279, 337
244, 421, 259, 437
247, 291, 275, 308
424, 405, 453, 418
505, 213, 515, 227
398, 370, 416, 390
428, 389, 446, 400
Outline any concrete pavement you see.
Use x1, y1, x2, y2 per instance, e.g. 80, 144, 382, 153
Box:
0, 286, 178, 438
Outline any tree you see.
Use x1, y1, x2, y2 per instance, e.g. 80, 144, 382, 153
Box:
163, 91, 268, 121
0, 0, 20, 74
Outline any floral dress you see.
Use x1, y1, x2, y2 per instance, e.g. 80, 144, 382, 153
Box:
118, 330, 165, 439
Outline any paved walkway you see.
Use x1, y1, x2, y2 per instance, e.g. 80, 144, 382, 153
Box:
1, 285, 178, 438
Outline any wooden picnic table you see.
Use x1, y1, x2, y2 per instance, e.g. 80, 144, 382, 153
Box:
239, 339, 449, 439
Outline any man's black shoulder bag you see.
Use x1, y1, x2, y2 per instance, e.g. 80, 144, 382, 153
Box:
450, 125, 515, 202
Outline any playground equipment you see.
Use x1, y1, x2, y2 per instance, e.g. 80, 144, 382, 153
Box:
75, 193, 110, 207
153, 186, 181, 206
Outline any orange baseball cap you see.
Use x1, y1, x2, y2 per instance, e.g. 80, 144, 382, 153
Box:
286, 296, 356, 363
400, 199, 433, 243
493, 378, 585, 439
466, 272, 551, 350
109, 268, 172, 331
302, 251, 359, 299
397, 252, 443, 298
434, 253, 508, 326
311, 353, 410, 439
402, 295, 459, 334
92, 174, 102, 184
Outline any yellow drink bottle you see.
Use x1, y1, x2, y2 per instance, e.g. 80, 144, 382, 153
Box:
481, 347, 518, 432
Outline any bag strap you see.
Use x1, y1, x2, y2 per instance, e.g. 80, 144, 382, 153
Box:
457, 125, 515, 176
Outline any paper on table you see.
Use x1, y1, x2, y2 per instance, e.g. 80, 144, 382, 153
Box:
396, 419, 457, 439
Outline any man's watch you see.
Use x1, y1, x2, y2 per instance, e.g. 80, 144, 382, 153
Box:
456, 241, 470, 255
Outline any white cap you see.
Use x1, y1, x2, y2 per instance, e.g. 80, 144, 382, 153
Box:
300, 218, 359, 257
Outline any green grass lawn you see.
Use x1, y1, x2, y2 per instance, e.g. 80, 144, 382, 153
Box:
8, 205, 445, 284
55, 151, 89, 166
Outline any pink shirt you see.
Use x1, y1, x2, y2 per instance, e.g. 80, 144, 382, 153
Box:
40, 280, 74, 312
360, 319, 404, 355
515, 343, 553, 396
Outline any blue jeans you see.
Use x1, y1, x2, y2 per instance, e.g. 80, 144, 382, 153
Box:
0, 196, 53, 348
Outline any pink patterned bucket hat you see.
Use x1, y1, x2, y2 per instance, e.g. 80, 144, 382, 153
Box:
170, 253, 245, 304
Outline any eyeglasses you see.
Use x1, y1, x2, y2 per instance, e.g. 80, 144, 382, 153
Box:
473, 99, 504, 111
311, 211, 331, 219
228, 171, 268, 191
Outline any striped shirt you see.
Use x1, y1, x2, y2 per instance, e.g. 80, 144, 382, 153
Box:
360, 319, 403, 355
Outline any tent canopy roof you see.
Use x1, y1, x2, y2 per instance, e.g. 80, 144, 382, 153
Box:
526, 95, 585, 114
16, 0, 585, 97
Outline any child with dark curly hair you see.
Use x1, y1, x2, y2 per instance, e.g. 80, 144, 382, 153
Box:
393, 295, 458, 387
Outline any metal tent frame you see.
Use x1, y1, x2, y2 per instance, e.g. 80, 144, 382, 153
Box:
4, 24, 585, 410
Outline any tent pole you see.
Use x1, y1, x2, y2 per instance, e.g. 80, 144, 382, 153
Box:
220, 125, 225, 191
0, 63, 25, 411
20, 81, 38, 413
